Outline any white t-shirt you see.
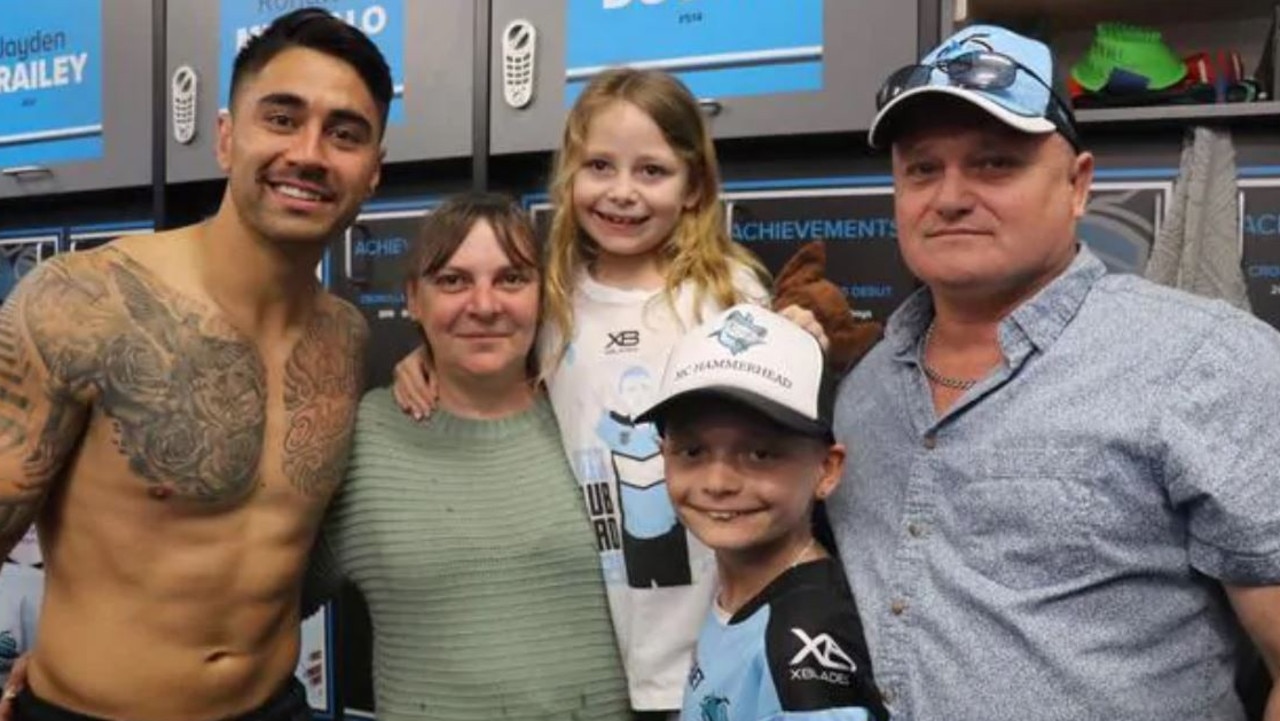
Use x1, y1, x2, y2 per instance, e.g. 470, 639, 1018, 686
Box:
544, 265, 767, 710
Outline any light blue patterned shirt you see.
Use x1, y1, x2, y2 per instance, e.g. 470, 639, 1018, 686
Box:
831, 246, 1280, 720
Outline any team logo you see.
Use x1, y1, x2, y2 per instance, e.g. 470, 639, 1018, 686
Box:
698, 695, 730, 721
709, 310, 766, 356
936, 31, 994, 61
790, 628, 856, 686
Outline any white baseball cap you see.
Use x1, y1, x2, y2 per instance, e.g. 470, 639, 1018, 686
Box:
636, 304, 832, 440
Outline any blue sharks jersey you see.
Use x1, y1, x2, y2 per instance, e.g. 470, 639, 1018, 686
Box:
682, 559, 888, 721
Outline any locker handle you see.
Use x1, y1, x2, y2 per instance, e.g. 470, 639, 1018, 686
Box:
698, 98, 723, 117
2, 166, 52, 177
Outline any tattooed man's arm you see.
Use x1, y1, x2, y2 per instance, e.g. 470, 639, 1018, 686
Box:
0, 260, 91, 559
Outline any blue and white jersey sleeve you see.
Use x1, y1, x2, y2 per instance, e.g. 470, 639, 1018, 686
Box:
681, 559, 888, 721
759, 591, 885, 721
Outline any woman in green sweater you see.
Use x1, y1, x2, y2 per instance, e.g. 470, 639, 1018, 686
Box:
309, 193, 629, 720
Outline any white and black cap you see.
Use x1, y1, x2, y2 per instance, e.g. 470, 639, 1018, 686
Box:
636, 304, 833, 440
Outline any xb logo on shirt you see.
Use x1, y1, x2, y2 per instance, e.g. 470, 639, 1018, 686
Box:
790, 628, 856, 686
606, 329, 640, 353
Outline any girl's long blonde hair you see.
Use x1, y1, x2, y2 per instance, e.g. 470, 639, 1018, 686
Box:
542, 68, 768, 364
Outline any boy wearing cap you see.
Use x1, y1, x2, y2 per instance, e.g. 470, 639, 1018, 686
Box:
831, 23, 1280, 721
638, 305, 888, 721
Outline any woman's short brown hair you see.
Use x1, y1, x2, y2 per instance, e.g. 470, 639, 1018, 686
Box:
404, 191, 540, 284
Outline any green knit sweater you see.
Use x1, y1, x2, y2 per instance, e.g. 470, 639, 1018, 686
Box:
315, 388, 630, 721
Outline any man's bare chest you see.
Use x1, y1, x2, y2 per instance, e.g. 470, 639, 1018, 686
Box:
27, 254, 365, 505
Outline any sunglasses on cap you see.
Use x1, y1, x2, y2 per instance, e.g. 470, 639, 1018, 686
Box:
876, 50, 1082, 151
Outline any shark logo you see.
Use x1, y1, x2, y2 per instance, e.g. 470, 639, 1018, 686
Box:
699, 695, 730, 721
710, 310, 767, 356
936, 31, 994, 61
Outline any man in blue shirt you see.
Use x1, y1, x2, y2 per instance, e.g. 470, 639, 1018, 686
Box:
831, 24, 1280, 720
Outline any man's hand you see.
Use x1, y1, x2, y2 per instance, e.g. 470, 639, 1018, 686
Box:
391, 345, 436, 420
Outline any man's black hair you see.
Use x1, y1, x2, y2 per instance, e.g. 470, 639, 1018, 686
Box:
229, 8, 393, 133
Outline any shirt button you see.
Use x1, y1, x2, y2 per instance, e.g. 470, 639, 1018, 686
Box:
890, 599, 908, 616
880, 687, 896, 705
922, 434, 937, 449
908, 522, 925, 538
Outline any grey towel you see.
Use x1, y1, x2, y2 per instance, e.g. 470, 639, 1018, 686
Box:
1144, 126, 1251, 311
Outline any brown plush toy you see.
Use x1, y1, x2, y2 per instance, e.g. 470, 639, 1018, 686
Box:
771, 241, 883, 373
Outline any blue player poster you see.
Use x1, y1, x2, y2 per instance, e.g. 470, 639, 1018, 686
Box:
566, 0, 824, 105
0, 0, 104, 167
219, 0, 406, 124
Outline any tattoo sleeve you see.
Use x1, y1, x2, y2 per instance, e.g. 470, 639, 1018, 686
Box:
0, 300, 32, 454
0, 296, 40, 545
0, 264, 90, 551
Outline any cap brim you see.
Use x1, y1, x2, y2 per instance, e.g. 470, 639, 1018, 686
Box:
637, 387, 832, 441
868, 85, 1057, 149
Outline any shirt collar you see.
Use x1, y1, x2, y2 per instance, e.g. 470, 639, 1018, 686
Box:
886, 245, 1108, 360
884, 286, 934, 359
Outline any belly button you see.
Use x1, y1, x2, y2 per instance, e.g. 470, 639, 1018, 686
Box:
148, 486, 173, 500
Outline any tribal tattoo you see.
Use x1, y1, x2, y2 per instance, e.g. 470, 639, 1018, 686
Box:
283, 301, 365, 498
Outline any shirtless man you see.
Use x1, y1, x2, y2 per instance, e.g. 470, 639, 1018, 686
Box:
0, 9, 386, 721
